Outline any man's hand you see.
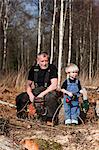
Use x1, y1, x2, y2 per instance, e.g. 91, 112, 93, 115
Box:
37, 92, 45, 98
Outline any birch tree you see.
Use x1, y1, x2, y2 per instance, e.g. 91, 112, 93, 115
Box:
58, 0, 64, 87
2, 0, 9, 71
68, 0, 72, 65
89, 1, 92, 82
50, 0, 57, 64
37, 0, 43, 54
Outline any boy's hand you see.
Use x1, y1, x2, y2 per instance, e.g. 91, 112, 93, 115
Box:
67, 91, 73, 97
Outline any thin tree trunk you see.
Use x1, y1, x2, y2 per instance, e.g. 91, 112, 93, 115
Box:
68, 0, 72, 65
0, 1, 3, 18
76, 39, 79, 65
79, 35, 83, 70
82, 23, 86, 74
97, 25, 99, 72
63, 0, 68, 34
58, 0, 64, 87
62, 0, 68, 68
21, 37, 24, 67
27, 44, 30, 69
2, 0, 9, 71
17, 43, 21, 72
0, 1, 3, 70
50, 0, 56, 64
89, 2, 92, 82
37, 0, 43, 54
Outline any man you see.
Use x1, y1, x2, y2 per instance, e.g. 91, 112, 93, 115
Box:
16, 51, 60, 124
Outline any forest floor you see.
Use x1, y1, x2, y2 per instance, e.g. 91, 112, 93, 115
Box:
0, 87, 99, 150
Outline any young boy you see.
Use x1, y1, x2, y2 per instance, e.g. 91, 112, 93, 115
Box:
61, 63, 89, 125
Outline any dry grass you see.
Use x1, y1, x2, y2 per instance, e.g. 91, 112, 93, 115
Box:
0, 70, 98, 92
79, 72, 99, 87
0, 70, 27, 92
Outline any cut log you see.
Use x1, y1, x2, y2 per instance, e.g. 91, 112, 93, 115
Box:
0, 100, 16, 108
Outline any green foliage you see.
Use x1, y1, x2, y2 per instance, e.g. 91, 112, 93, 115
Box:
81, 100, 89, 113
37, 138, 62, 150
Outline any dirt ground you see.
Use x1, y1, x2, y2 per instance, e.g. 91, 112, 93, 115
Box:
0, 88, 99, 150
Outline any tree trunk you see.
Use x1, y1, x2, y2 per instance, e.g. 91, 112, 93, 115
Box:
58, 0, 64, 87
50, 0, 56, 64
97, 24, 99, 73
76, 39, 79, 65
37, 0, 43, 54
68, 0, 72, 65
0, 1, 3, 70
21, 37, 24, 68
2, 0, 9, 71
27, 44, 30, 70
89, 2, 92, 82
0, 0, 3, 18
